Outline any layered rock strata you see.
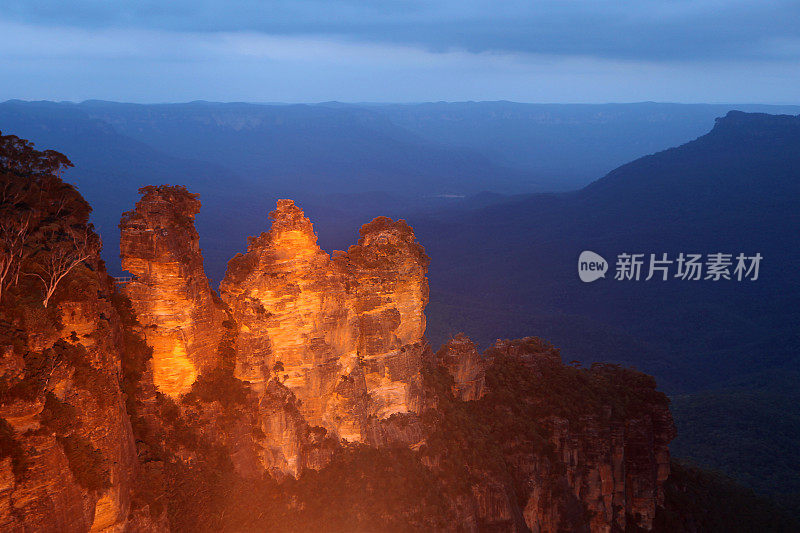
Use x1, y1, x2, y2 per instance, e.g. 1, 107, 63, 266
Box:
433, 336, 676, 532
119, 185, 226, 397
220, 200, 429, 443
0, 247, 137, 532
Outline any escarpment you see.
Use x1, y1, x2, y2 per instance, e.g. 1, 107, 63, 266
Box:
0, 154, 136, 532
426, 336, 675, 532
0, 278, 138, 533
1, 164, 677, 532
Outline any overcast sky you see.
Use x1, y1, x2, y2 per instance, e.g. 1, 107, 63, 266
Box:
2, 0, 798, 103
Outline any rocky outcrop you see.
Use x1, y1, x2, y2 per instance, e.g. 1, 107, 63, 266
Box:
435, 334, 485, 401
518, 410, 674, 533
1, 166, 677, 532
430, 337, 676, 533
119, 186, 226, 397
338, 216, 429, 421
0, 244, 137, 532
220, 200, 429, 443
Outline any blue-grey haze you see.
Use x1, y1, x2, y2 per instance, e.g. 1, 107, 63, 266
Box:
1, 1, 799, 103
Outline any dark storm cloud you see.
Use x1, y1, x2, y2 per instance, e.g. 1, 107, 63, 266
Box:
4, 0, 800, 61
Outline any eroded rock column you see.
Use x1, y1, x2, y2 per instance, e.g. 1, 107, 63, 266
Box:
221, 201, 430, 442
119, 185, 225, 397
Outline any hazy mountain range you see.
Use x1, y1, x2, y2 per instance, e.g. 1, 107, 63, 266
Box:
3, 99, 799, 274
2, 100, 798, 502
411, 111, 800, 497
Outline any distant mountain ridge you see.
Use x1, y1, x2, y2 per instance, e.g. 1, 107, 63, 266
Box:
2, 102, 799, 499
75, 100, 537, 195
409, 110, 800, 499
359, 101, 800, 187
3, 99, 798, 278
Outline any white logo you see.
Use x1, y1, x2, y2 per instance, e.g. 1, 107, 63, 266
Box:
578, 250, 608, 282
578, 250, 762, 282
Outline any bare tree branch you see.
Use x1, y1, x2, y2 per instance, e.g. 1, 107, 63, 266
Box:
0, 209, 33, 303
30, 226, 100, 308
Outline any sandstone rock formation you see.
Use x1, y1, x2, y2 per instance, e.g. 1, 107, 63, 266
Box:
435, 334, 485, 401
432, 337, 676, 532
220, 200, 429, 443
119, 185, 226, 397
0, 240, 137, 532
1, 165, 678, 532
337, 215, 429, 422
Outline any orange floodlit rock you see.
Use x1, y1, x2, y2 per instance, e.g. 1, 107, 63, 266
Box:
2, 135, 683, 532
221, 200, 429, 443
119, 185, 226, 397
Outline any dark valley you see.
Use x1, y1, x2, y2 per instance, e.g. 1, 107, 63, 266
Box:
1, 106, 799, 531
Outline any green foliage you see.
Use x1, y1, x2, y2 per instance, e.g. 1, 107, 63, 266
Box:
656, 460, 800, 532
670, 372, 800, 497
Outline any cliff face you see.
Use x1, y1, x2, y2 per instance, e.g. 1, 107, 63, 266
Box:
1, 163, 677, 532
339, 216, 429, 422
430, 337, 675, 533
0, 190, 137, 530
220, 200, 428, 443
119, 186, 226, 398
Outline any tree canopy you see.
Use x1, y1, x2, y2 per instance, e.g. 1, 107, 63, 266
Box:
0, 131, 98, 307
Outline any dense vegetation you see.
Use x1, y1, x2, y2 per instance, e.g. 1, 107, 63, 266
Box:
656, 461, 800, 532
670, 372, 800, 497
0, 131, 99, 308
0, 132, 113, 495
